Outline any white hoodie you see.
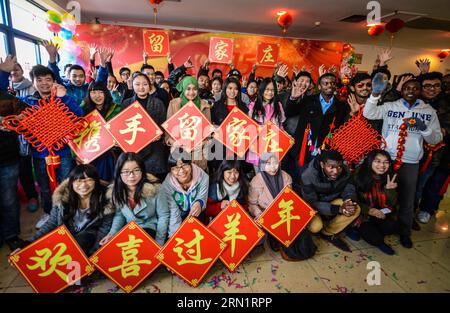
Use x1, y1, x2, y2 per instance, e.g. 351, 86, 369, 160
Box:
363, 95, 443, 164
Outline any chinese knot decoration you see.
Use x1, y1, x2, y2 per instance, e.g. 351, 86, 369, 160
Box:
149, 0, 164, 24
393, 120, 409, 172
2, 94, 85, 192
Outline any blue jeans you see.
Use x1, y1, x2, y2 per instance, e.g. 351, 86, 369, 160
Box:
0, 162, 20, 240
420, 166, 450, 215
33, 156, 74, 214
415, 166, 437, 207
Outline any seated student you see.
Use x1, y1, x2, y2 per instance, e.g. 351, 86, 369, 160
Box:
248, 153, 317, 261
160, 148, 209, 237
353, 150, 400, 255
100, 152, 169, 246
206, 159, 249, 219
300, 149, 360, 252
13, 164, 114, 255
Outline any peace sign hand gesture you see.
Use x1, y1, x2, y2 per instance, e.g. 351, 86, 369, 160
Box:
386, 174, 398, 190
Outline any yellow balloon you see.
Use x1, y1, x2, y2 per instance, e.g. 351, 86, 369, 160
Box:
62, 12, 75, 21
51, 36, 64, 47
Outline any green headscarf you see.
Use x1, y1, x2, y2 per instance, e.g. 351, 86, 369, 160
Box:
176, 76, 201, 108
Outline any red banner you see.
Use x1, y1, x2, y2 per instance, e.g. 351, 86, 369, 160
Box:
9, 225, 94, 293
250, 121, 295, 161
156, 217, 226, 287
213, 107, 261, 157
256, 42, 280, 67
68, 110, 116, 164
89, 221, 161, 293
162, 101, 214, 153
257, 186, 316, 248
143, 29, 170, 57
208, 37, 234, 64
208, 200, 264, 272
106, 101, 163, 153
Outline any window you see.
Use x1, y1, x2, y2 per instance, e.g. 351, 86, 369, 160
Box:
10, 0, 50, 39
14, 37, 37, 78
39, 43, 49, 65
0, 32, 6, 59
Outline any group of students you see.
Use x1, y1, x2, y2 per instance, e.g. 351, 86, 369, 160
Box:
0, 43, 448, 265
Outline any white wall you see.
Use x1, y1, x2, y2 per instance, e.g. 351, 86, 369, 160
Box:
351, 43, 450, 79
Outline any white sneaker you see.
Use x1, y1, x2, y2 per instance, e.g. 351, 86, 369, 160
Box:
417, 211, 431, 224
35, 213, 50, 229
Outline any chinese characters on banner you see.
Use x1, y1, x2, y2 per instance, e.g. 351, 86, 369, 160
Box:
251, 121, 295, 161
9, 225, 94, 293
68, 110, 116, 164
143, 30, 170, 57
208, 200, 264, 272
256, 42, 280, 67
257, 186, 316, 248
89, 221, 161, 293
156, 217, 226, 287
162, 101, 214, 153
214, 107, 260, 157
106, 101, 163, 153
208, 37, 234, 64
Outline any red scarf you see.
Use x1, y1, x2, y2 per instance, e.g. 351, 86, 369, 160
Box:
364, 179, 389, 210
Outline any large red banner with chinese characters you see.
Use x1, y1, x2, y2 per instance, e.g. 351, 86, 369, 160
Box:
68, 110, 116, 164
9, 225, 94, 293
256, 42, 280, 67
74, 24, 344, 83
250, 121, 295, 161
89, 221, 161, 293
257, 186, 316, 248
162, 101, 214, 153
106, 101, 163, 153
156, 217, 226, 287
143, 30, 170, 57
213, 107, 261, 157
208, 200, 264, 272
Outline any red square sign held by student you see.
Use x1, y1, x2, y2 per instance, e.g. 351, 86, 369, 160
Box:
256, 42, 280, 67
251, 121, 295, 161
9, 225, 94, 293
143, 30, 170, 57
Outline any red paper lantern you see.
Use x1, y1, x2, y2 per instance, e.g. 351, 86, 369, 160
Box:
385, 18, 405, 34
149, 0, 163, 4
437, 51, 449, 62
278, 12, 293, 33
367, 24, 384, 37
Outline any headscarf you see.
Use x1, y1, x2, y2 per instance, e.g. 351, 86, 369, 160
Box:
259, 152, 284, 199
176, 76, 201, 108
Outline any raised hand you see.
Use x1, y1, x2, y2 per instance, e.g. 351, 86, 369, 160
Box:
88, 43, 98, 59
229, 62, 235, 70
328, 64, 337, 74
89, 65, 98, 81
396, 74, 414, 92
42, 40, 59, 63
347, 93, 360, 116
318, 64, 326, 77
276, 63, 289, 78
143, 50, 149, 64
106, 48, 115, 63
98, 47, 109, 67
415, 58, 430, 74
241, 75, 248, 88
371, 72, 388, 96
291, 79, 308, 99
202, 58, 210, 69
251, 63, 257, 73
378, 48, 393, 66
53, 83, 67, 98
385, 174, 398, 190
0, 55, 17, 73
166, 53, 172, 64
184, 56, 193, 69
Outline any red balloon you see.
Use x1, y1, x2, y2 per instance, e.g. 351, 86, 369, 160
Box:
385, 18, 405, 34
149, 0, 163, 4
367, 24, 384, 37
437, 51, 449, 60
278, 12, 293, 29
47, 22, 62, 33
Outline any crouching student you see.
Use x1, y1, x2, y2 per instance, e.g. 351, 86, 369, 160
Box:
13, 164, 114, 255
300, 150, 360, 252
354, 150, 400, 255
206, 159, 249, 220
248, 153, 317, 261
99, 152, 169, 246
161, 148, 209, 237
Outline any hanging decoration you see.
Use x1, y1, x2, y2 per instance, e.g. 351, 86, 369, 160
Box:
149, 0, 164, 24
277, 11, 293, 34
393, 120, 409, 172
337, 43, 357, 101
385, 18, 405, 47
437, 50, 449, 62
46, 10, 80, 58
367, 24, 385, 37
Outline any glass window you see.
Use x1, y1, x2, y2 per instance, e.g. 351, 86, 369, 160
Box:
0, 32, 7, 60
14, 37, 37, 79
10, 0, 51, 39
39, 44, 49, 65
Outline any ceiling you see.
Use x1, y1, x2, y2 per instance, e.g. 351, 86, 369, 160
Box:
49, 0, 450, 51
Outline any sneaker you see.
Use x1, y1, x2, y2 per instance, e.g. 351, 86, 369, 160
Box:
400, 235, 413, 249
412, 219, 421, 231
345, 227, 361, 241
320, 233, 352, 252
5, 236, 27, 251
378, 242, 395, 255
27, 198, 39, 213
35, 213, 50, 229
417, 211, 431, 224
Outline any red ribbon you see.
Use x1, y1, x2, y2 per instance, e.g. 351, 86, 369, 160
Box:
45, 154, 61, 193
298, 123, 310, 168
419, 142, 446, 175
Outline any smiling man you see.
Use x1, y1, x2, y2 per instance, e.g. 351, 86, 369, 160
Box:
363, 74, 443, 248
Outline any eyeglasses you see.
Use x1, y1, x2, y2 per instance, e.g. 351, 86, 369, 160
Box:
356, 82, 372, 88
171, 163, 191, 174
422, 83, 441, 90
120, 168, 142, 177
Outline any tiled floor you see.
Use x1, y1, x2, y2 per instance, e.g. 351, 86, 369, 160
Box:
1, 194, 449, 293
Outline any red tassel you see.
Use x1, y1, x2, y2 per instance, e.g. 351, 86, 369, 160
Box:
439, 175, 450, 196
419, 142, 445, 175
298, 123, 310, 167
45, 154, 61, 193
